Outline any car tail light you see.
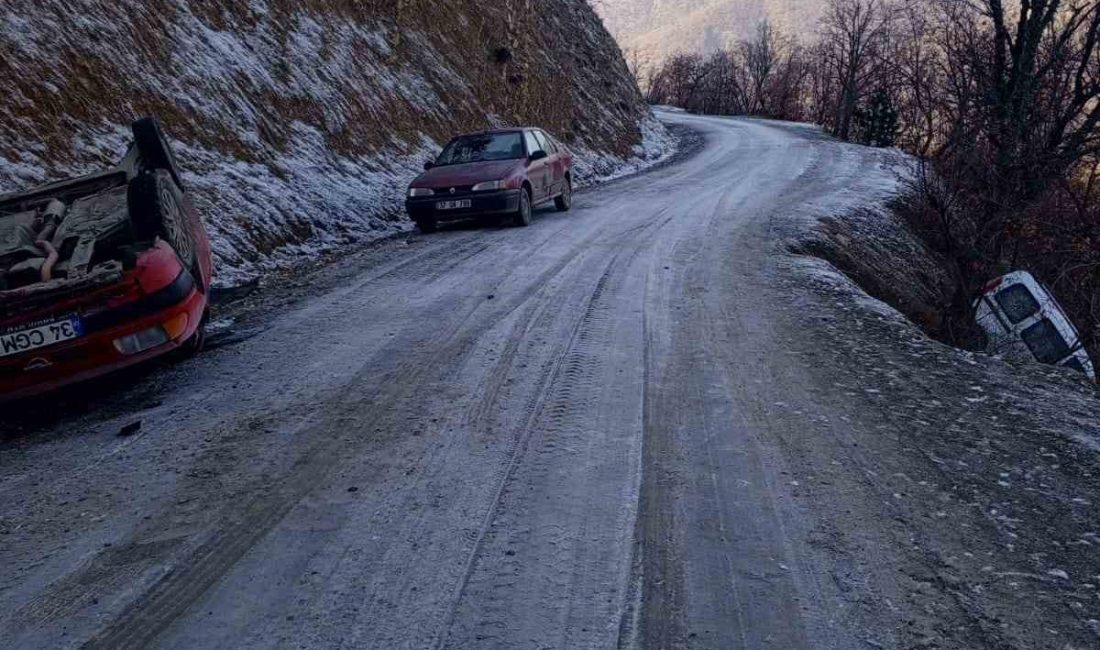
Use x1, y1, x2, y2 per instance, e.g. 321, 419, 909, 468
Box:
162, 313, 189, 340
114, 326, 170, 355
983, 277, 1004, 292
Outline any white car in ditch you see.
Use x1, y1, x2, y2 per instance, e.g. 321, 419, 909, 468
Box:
975, 270, 1096, 382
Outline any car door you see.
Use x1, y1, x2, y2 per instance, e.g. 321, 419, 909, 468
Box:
523, 130, 550, 201
533, 130, 563, 196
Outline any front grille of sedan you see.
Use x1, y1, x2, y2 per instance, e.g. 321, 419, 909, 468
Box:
433, 184, 475, 195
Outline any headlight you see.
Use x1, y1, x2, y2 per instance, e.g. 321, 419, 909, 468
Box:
408, 188, 434, 197
472, 180, 506, 192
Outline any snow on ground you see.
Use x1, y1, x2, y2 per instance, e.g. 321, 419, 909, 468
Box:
570, 113, 678, 185
0, 113, 676, 289
189, 112, 675, 288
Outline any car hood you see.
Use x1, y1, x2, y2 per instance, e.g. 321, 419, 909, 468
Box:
412, 160, 524, 188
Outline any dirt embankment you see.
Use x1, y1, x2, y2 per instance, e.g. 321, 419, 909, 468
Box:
0, 0, 669, 284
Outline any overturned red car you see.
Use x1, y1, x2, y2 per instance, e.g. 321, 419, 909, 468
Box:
0, 118, 212, 402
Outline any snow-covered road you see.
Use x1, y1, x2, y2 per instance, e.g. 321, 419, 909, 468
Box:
2, 112, 1097, 650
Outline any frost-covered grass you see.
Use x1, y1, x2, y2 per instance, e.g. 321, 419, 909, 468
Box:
571, 113, 677, 186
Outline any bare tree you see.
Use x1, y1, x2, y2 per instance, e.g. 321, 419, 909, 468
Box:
768, 42, 813, 121
938, 0, 1100, 218
695, 50, 749, 115
741, 20, 784, 115
622, 47, 649, 94
889, 2, 944, 155
646, 53, 708, 108
820, 0, 894, 140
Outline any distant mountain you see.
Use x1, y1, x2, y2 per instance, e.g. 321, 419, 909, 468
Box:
595, 0, 827, 64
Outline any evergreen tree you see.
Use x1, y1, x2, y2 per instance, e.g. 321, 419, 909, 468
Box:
853, 88, 898, 147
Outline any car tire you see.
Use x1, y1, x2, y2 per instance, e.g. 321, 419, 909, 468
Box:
554, 179, 572, 212
132, 117, 185, 191
416, 219, 438, 234
175, 309, 208, 360
128, 171, 197, 271
514, 188, 532, 227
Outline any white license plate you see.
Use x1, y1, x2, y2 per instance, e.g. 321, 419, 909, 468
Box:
436, 199, 472, 210
0, 315, 84, 358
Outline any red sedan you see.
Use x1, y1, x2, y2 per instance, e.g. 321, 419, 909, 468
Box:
0, 118, 212, 402
405, 127, 573, 232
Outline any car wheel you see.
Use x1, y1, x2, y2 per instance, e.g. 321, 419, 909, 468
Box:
554, 179, 572, 212
176, 310, 208, 359
417, 219, 438, 234
132, 117, 185, 191
514, 188, 532, 227
128, 170, 197, 271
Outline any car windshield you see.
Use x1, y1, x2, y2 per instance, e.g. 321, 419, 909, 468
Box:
436, 133, 525, 166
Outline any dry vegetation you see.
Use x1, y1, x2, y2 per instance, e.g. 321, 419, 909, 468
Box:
644, 0, 1100, 363
0, 0, 647, 165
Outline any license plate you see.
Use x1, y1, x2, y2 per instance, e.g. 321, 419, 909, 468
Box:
0, 315, 84, 358
436, 199, 472, 210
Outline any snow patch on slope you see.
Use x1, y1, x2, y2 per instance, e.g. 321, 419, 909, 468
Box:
572, 113, 678, 186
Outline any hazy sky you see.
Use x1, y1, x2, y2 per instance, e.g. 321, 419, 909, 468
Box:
594, 0, 826, 63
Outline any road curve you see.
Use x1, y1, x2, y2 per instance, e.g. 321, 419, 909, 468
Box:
1, 112, 909, 649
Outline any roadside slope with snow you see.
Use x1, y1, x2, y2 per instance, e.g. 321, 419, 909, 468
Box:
768, 120, 1100, 649
0, 0, 672, 285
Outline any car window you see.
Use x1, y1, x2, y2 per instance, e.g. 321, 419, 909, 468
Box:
436, 133, 525, 166
994, 283, 1040, 324
1021, 318, 1071, 364
534, 131, 554, 154
524, 131, 543, 157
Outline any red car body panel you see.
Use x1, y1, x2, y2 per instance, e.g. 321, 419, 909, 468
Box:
0, 277, 206, 402
0, 236, 211, 403
416, 160, 527, 188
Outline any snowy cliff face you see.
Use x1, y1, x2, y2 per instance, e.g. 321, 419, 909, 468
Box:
0, 0, 670, 284
596, 0, 825, 65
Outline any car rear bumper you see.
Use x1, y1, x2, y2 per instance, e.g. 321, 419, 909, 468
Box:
0, 271, 206, 403
405, 189, 520, 223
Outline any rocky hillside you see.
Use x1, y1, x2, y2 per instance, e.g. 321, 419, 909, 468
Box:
0, 0, 671, 284
596, 0, 825, 64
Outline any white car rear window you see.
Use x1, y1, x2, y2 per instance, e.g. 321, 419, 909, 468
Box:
994, 284, 1040, 324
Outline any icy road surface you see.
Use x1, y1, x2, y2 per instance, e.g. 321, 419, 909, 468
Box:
2, 112, 1097, 650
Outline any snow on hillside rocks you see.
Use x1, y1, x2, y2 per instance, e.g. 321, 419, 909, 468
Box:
0, 0, 671, 286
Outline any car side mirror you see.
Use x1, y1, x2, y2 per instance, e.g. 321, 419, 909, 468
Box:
529, 150, 548, 162
423, 160, 435, 171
